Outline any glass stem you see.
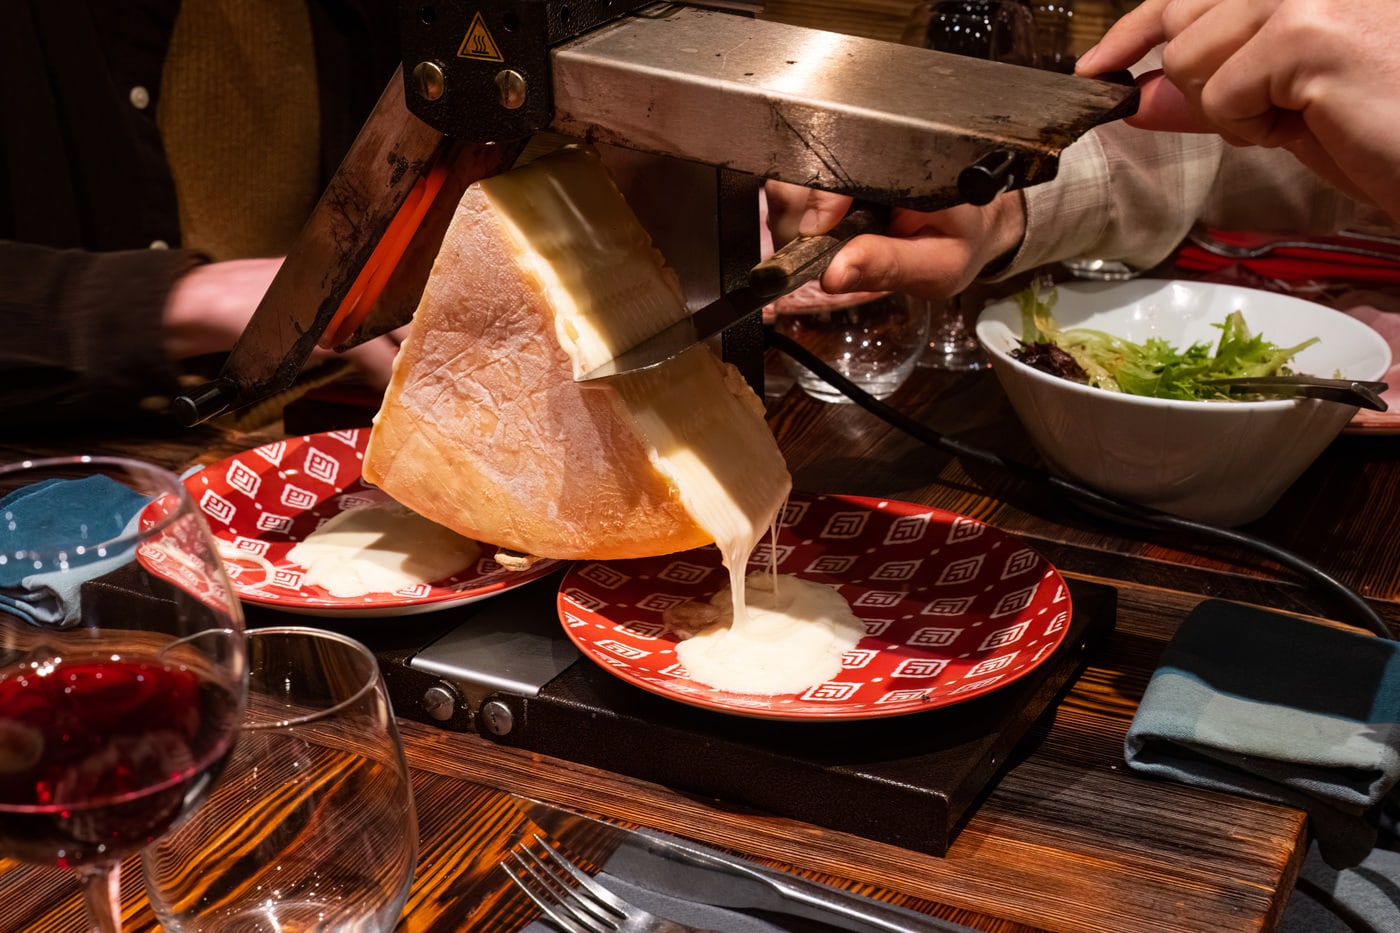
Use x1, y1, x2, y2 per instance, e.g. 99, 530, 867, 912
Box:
76, 861, 123, 933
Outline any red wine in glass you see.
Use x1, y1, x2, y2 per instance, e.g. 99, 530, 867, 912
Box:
0, 455, 247, 933
0, 654, 239, 867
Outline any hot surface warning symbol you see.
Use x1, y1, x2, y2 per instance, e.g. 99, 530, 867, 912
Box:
458, 12, 504, 62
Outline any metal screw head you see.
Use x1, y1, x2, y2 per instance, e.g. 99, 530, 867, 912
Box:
413, 61, 446, 101
421, 684, 457, 721
480, 699, 516, 736
495, 70, 527, 110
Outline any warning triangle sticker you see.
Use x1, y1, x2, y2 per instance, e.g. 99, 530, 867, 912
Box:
458, 12, 505, 63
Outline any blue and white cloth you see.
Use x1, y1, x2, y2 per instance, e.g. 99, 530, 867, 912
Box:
0, 475, 149, 627
1126, 599, 1400, 870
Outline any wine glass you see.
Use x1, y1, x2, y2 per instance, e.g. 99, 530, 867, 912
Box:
143, 626, 418, 932
0, 456, 247, 933
920, 0, 1038, 371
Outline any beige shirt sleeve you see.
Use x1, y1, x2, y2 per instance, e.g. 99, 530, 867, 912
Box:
997, 122, 1387, 279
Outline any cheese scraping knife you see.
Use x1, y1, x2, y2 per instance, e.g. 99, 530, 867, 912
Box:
576, 205, 888, 382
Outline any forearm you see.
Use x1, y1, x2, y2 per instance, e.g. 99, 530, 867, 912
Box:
0, 242, 201, 427
995, 122, 1379, 280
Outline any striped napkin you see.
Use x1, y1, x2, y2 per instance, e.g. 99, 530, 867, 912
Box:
1125, 600, 1400, 869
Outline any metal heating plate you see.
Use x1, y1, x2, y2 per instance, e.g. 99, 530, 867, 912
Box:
302, 572, 1116, 856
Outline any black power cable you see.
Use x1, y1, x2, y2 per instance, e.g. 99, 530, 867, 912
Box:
768, 329, 1392, 639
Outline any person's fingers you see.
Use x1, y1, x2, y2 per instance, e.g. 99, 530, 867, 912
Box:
821, 233, 977, 300
1156, 0, 1278, 115
1198, 56, 1310, 148
1123, 71, 1216, 132
1074, 0, 1174, 75
763, 181, 854, 244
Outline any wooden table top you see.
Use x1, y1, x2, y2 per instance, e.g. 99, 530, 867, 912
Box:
4, 325, 1394, 932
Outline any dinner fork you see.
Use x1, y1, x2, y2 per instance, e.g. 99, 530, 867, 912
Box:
1187, 229, 1400, 263
502, 834, 721, 933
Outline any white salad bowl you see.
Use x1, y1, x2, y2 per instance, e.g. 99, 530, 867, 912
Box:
976, 279, 1392, 526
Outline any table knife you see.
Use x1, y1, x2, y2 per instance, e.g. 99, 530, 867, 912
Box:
605, 828, 977, 933
576, 204, 888, 382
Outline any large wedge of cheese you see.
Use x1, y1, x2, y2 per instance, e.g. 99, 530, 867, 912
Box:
363, 146, 792, 564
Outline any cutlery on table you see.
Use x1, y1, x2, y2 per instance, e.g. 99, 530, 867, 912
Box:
613, 827, 980, 933
503, 834, 720, 933
520, 800, 979, 933
1187, 229, 1400, 263
1197, 374, 1389, 410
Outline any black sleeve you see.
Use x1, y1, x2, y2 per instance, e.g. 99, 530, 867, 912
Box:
0, 241, 202, 429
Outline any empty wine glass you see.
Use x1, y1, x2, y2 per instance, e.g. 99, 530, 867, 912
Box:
143, 626, 417, 932
920, 0, 1037, 371
917, 293, 987, 370
0, 456, 247, 933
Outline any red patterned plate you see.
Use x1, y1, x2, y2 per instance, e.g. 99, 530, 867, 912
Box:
167, 429, 562, 617
558, 493, 1072, 720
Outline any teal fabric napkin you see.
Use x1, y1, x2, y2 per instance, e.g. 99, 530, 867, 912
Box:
1125, 599, 1400, 869
0, 475, 149, 627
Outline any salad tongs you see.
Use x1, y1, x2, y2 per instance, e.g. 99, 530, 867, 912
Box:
1198, 375, 1389, 410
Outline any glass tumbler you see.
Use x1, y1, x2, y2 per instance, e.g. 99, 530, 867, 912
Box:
143, 626, 417, 933
774, 292, 931, 403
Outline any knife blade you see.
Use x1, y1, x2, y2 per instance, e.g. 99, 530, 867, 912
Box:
576, 204, 888, 382
606, 828, 978, 933
519, 799, 974, 933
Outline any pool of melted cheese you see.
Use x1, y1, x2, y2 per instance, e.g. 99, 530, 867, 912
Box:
672, 571, 864, 695
286, 498, 481, 598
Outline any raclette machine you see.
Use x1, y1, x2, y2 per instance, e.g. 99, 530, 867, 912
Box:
173, 0, 1137, 423
168, 1, 1136, 852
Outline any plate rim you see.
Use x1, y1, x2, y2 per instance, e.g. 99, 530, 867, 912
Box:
557, 492, 1073, 722
174, 429, 564, 618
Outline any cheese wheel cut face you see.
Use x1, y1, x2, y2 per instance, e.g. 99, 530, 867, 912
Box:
363, 146, 792, 564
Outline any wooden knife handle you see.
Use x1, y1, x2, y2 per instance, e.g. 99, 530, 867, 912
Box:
750, 202, 890, 298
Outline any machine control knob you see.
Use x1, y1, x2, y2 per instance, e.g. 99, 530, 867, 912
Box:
957, 150, 1019, 206
413, 61, 446, 102
421, 684, 457, 721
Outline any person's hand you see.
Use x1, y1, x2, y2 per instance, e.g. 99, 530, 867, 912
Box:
162, 258, 284, 360
162, 258, 408, 392
763, 181, 1027, 302
1074, 0, 1400, 218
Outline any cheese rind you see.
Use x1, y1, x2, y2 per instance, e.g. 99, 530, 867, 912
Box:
363, 147, 791, 563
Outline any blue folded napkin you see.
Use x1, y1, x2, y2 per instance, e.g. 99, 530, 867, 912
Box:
0, 475, 150, 627
1125, 599, 1400, 869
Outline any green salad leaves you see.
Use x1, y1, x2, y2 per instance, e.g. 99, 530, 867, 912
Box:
1012, 284, 1319, 400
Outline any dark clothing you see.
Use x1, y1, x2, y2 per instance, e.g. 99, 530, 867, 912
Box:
0, 0, 400, 430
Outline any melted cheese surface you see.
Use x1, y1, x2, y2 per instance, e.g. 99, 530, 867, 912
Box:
287, 498, 481, 598
672, 572, 864, 695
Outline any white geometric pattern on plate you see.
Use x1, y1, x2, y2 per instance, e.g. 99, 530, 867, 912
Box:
556, 492, 1072, 721
141, 429, 562, 618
